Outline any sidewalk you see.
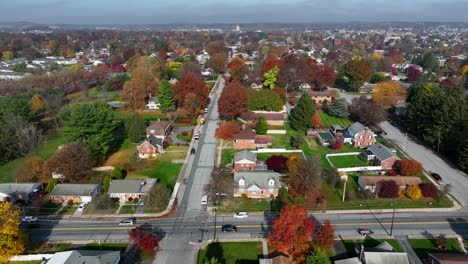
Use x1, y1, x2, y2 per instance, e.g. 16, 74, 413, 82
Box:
397, 236, 423, 264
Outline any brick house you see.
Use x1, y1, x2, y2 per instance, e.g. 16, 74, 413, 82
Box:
234, 150, 257, 172
308, 91, 333, 106
145, 121, 172, 140
51, 184, 100, 203
255, 112, 285, 126
344, 122, 376, 148
108, 179, 156, 202
254, 135, 273, 148
233, 129, 257, 149
234, 171, 281, 198
427, 253, 468, 264
358, 176, 422, 193
361, 143, 400, 170
137, 135, 163, 159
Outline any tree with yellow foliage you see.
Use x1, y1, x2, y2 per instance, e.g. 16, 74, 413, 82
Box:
286, 154, 301, 171
0, 202, 27, 262
29, 94, 47, 116
372, 81, 407, 109
406, 184, 422, 200
462, 65, 468, 76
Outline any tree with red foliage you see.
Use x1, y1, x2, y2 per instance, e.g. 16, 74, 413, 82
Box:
206, 53, 228, 73
309, 64, 336, 90
378, 180, 399, 198
262, 54, 283, 73
158, 50, 168, 61
111, 55, 122, 66
218, 81, 249, 120
391, 66, 398, 75
266, 155, 288, 172
386, 170, 398, 176
172, 72, 210, 116
331, 140, 343, 150
269, 205, 316, 260
227, 56, 247, 81
407, 66, 421, 83
217, 121, 240, 140
398, 159, 423, 176
128, 226, 161, 251
123, 47, 136, 62
311, 113, 321, 128
315, 220, 336, 248
419, 183, 439, 198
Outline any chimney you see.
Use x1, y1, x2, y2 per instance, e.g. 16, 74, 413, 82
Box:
241, 124, 246, 130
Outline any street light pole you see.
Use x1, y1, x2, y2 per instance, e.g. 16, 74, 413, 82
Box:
213, 208, 217, 241
390, 201, 396, 236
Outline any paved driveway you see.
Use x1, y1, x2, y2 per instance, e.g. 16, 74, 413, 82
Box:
380, 121, 468, 208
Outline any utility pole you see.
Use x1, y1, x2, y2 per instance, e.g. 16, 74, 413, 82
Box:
213, 208, 216, 241
342, 179, 347, 202
390, 201, 396, 236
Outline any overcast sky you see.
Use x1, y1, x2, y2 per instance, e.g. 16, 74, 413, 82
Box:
1, 0, 467, 24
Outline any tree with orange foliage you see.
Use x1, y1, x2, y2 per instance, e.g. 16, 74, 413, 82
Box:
397, 159, 423, 176
285, 154, 301, 171
372, 81, 407, 109
311, 113, 321, 128
172, 72, 210, 116
217, 121, 240, 140
315, 220, 336, 249
269, 205, 316, 261
227, 56, 247, 81
16, 157, 47, 183
218, 81, 249, 120
206, 53, 228, 73
262, 54, 283, 73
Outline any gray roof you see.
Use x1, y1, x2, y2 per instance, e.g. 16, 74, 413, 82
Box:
334, 257, 360, 264
108, 179, 156, 194
51, 184, 99, 196
0, 183, 41, 196
366, 143, 398, 161
47, 250, 120, 264
234, 150, 257, 163
234, 171, 281, 189
139, 134, 163, 148
347, 122, 366, 135
364, 252, 409, 264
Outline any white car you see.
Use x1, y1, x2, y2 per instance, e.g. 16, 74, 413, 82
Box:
204, 108, 208, 113
22, 216, 38, 222
233, 212, 248, 219
201, 194, 208, 205
77, 202, 89, 211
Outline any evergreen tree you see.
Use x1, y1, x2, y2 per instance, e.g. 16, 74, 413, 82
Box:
306, 249, 331, 264
125, 114, 147, 143
327, 98, 349, 117
158, 80, 175, 111
290, 93, 315, 131
321, 100, 329, 112
291, 131, 305, 149
255, 116, 268, 135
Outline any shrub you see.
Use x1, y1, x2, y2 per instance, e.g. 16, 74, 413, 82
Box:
102, 175, 111, 192
419, 183, 439, 198
67, 200, 74, 206
110, 168, 123, 179
397, 159, 423, 176
46, 179, 59, 193
181, 131, 188, 136
378, 180, 399, 198
266, 155, 288, 172
133, 198, 139, 203
241, 193, 249, 202
386, 170, 398, 176
128, 197, 133, 202
406, 184, 422, 200
191, 118, 198, 125
330, 140, 344, 150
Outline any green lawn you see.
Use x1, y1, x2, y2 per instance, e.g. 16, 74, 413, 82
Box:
0, 133, 68, 183
9, 261, 42, 264
113, 108, 164, 121
142, 160, 182, 189
25, 242, 72, 254
197, 242, 263, 264
328, 154, 369, 168
58, 205, 78, 215
84, 201, 120, 214
318, 111, 352, 127
217, 197, 281, 213
409, 238, 463, 261
341, 239, 404, 256
119, 204, 136, 214
29, 199, 62, 216
221, 148, 236, 167
176, 131, 192, 142
83, 243, 128, 251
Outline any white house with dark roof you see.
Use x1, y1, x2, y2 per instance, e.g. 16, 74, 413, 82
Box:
0, 183, 41, 203
234, 171, 281, 199
50, 183, 100, 203
108, 179, 156, 202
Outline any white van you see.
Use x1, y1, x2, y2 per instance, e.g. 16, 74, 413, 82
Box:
201, 194, 208, 205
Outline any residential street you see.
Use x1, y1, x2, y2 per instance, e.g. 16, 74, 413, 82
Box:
380, 121, 468, 208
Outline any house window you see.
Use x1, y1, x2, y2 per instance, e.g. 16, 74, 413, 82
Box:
360, 135, 363, 139
368, 135, 372, 139
357, 142, 360, 146
251, 191, 256, 194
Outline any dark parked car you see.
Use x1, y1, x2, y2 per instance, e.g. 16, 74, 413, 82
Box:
431, 173, 442, 181
190, 148, 196, 155
221, 224, 237, 232
358, 228, 374, 236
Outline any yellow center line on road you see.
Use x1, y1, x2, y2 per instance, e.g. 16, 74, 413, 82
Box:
36, 221, 468, 231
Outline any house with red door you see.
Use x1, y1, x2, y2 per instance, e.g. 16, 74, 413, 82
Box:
361, 143, 400, 170
137, 135, 163, 159
343, 122, 376, 148
234, 171, 281, 198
